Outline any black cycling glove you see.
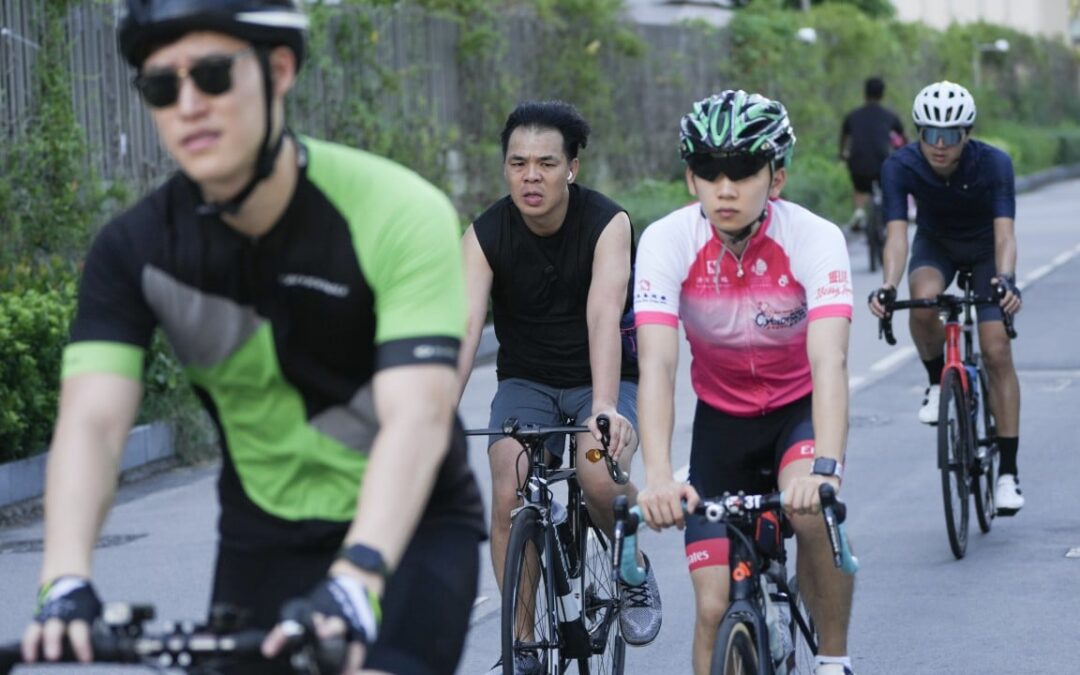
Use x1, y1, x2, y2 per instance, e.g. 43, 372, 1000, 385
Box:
995, 275, 1021, 301
283, 575, 382, 647
34, 576, 102, 625
868, 285, 896, 307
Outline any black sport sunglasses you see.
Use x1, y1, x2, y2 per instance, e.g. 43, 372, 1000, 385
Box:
686, 152, 771, 182
134, 47, 255, 108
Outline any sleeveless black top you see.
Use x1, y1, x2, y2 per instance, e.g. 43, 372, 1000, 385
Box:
474, 184, 638, 388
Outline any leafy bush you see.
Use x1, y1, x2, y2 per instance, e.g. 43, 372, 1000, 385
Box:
0, 268, 213, 464
611, 179, 695, 234
0, 285, 75, 462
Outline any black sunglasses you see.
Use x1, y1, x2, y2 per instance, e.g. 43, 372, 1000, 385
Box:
919, 126, 966, 147
686, 152, 771, 182
134, 47, 255, 108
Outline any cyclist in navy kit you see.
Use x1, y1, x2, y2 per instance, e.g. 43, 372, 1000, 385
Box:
20, 2, 484, 674
868, 81, 1024, 514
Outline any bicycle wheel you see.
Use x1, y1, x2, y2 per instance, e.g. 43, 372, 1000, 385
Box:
788, 576, 817, 674
866, 202, 885, 273
972, 361, 999, 533
938, 368, 971, 559
502, 507, 559, 675
576, 518, 625, 674
711, 613, 762, 675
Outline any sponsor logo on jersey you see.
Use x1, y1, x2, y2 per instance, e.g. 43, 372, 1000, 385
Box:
754, 302, 807, 329
279, 274, 350, 298
413, 344, 459, 361
687, 549, 710, 565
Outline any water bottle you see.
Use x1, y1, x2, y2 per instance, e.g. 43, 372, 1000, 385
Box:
550, 499, 579, 576
761, 577, 793, 674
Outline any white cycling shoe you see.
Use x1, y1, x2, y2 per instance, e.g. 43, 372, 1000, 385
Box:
995, 474, 1025, 516
918, 385, 940, 425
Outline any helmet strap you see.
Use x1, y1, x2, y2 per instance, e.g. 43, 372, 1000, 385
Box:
195, 47, 285, 217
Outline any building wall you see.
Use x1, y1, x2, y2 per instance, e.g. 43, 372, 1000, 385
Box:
892, 0, 1072, 42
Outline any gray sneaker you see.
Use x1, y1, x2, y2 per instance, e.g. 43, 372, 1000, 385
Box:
619, 552, 662, 645
490, 650, 542, 675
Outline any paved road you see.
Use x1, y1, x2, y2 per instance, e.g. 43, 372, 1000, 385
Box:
2, 179, 1079, 673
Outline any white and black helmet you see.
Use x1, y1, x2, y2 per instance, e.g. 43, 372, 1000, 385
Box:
911, 81, 976, 128
118, 0, 308, 69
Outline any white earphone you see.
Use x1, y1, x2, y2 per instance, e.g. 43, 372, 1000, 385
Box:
567, 171, 574, 181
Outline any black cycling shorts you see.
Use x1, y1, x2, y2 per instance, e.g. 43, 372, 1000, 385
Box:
909, 230, 1003, 323
848, 170, 877, 194
209, 518, 481, 674
684, 395, 815, 570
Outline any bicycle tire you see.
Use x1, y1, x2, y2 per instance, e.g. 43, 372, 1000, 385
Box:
711, 613, 763, 675
866, 203, 885, 273
938, 368, 971, 559
502, 507, 560, 675
576, 518, 625, 674
787, 575, 817, 674
972, 361, 998, 533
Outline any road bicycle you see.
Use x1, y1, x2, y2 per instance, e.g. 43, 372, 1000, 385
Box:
467, 415, 628, 674
0, 602, 342, 674
876, 270, 1017, 558
614, 484, 857, 675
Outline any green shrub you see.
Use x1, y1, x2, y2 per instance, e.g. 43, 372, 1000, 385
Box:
612, 179, 694, 234
0, 285, 75, 462
0, 272, 213, 465
783, 153, 851, 225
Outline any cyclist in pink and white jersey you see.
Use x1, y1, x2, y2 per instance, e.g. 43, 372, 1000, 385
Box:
635, 91, 857, 675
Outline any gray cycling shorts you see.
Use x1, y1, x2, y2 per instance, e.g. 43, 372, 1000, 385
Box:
486, 377, 638, 458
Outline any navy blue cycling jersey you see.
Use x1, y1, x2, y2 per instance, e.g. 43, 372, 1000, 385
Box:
881, 139, 1015, 241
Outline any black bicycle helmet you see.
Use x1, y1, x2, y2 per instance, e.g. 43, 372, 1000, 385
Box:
679, 90, 796, 169
119, 0, 307, 69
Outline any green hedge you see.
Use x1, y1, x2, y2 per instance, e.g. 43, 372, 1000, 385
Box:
0, 285, 75, 462
0, 262, 207, 464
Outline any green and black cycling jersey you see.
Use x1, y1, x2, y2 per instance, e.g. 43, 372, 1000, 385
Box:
64, 136, 484, 543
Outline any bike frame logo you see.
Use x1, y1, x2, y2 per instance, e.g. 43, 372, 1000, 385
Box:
733, 560, 752, 582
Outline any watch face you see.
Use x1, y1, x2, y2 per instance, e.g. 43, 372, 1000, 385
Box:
812, 457, 839, 476
342, 544, 387, 577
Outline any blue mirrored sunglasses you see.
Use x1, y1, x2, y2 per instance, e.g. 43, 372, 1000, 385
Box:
919, 126, 966, 147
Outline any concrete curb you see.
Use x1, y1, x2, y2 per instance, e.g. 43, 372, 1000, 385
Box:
1015, 162, 1080, 194
0, 422, 173, 510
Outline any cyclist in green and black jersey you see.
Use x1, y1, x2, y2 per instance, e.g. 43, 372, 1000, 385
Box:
20, 2, 483, 673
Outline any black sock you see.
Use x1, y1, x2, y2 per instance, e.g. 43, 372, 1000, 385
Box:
998, 437, 1019, 476
923, 356, 945, 386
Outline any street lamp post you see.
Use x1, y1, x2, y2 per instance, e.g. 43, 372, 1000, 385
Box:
972, 38, 1009, 89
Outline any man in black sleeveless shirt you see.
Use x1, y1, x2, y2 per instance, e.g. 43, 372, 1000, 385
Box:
458, 102, 662, 665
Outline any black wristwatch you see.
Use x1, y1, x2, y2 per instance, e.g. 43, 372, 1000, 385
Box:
338, 543, 391, 582
811, 457, 843, 480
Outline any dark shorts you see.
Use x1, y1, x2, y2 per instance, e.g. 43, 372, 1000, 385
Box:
909, 230, 1002, 322
684, 395, 815, 570
486, 377, 638, 458
209, 519, 481, 675
848, 170, 877, 194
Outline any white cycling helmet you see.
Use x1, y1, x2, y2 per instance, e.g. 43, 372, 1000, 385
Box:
912, 81, 976, 128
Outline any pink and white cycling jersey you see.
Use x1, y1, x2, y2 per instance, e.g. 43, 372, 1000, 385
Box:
635, 199, 853, 416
